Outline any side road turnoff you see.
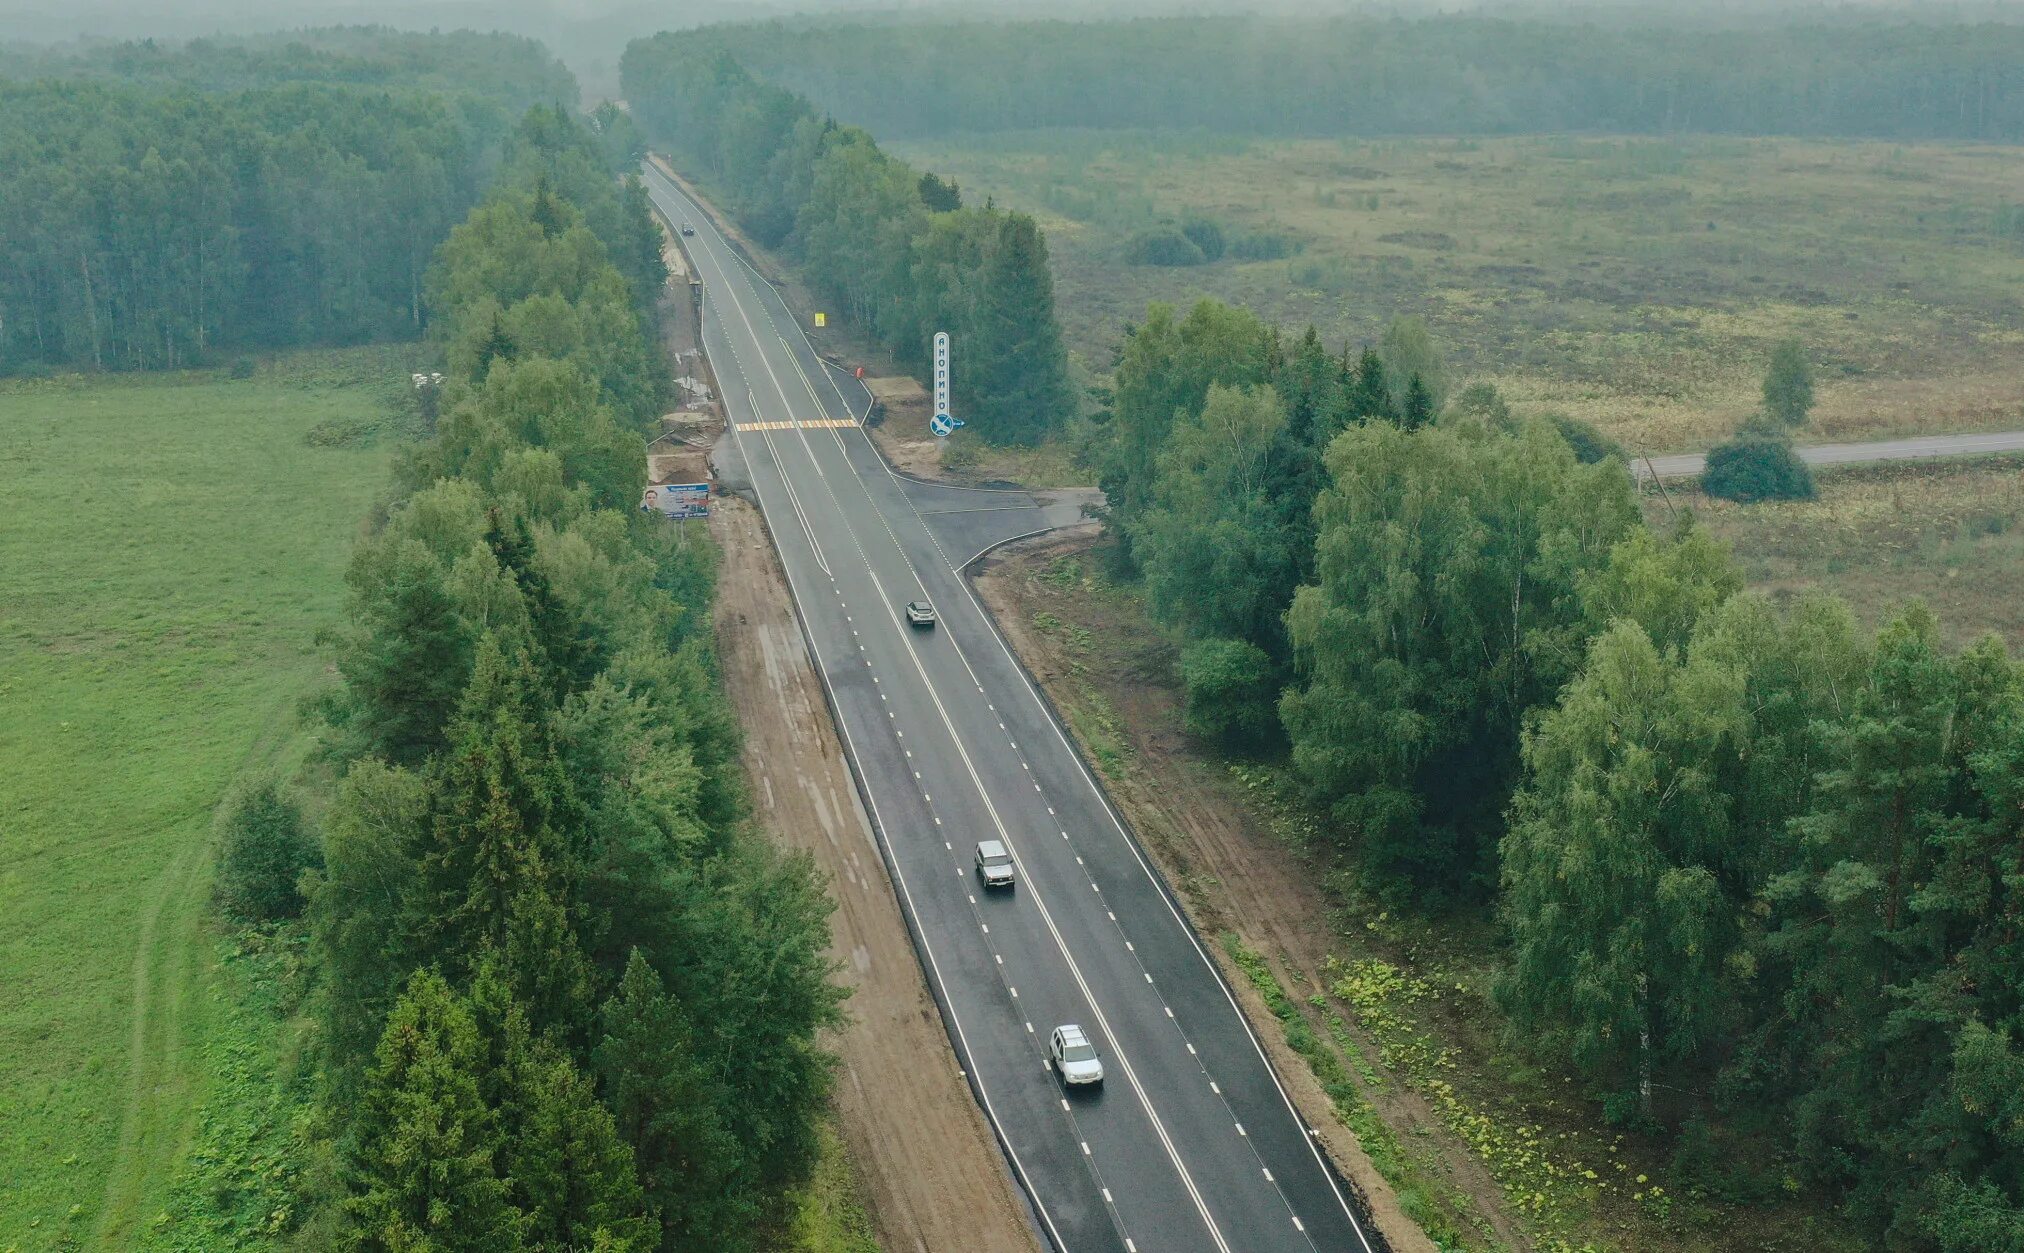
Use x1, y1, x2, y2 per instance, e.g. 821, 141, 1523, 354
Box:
641, 161, 1388, 1253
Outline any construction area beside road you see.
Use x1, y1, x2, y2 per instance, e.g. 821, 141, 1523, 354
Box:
708, 492, 1042, 1253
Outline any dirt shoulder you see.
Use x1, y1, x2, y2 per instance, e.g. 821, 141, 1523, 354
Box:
975, 532, 1517, 1253
710, 494, 1041, 1253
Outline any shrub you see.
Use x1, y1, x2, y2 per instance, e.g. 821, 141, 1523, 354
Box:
1227, 231, 1301, 261
1546, 412, 1624, 465
1179, 637, 1279, 749
213, 777, 320, 923
939, 429, 981, 471
228, 356, 258, 379
1179, 216, 1226, 262
1125, 229, 1206, 267
1701, 433, 1815, 502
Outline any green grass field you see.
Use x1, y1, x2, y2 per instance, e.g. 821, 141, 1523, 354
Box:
0, 349, 401, 1247
893, 132, 2024, 453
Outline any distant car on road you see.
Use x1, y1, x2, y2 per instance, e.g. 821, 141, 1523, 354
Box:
1050, 1024, 1104, 1087
680, 222, 696, 236
974, 840, 1015, 889
906, 600, 937, 627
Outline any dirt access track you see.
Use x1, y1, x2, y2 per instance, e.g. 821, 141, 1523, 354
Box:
710, 495, 1042, 1253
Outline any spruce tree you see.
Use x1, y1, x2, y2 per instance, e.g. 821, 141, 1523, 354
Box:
1346, 346, 1392, 422
969, 212, 1073, 446
1399, 372, 1436, 431
335, 537, 474, 766
424, 637, 574, 973
596, 951, 754, 1248
491, 997, 657, 1252
343, 972, 524, 1251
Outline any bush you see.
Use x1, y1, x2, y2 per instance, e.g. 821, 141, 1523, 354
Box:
1701, 433, 1815, 502
1546, 412, 1624, 465
1126, 229, 1206, 267
228, 356, 258, 379
213, 777, 320, 923
1179, 216, 1226, 262
1228, 231, 1301, 261
1179, 638, 1280, 748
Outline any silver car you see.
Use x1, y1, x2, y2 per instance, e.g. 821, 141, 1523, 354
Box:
1050, 1024, 1104, 1087
906, 599, 937, 627
974, 839, 1015, 889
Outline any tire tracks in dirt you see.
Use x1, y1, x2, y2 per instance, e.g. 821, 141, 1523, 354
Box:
710, 495, 1042, 1253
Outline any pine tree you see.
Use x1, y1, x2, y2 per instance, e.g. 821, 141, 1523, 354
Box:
491, 997, 657, 1252
969, 212, 1073, 446
483, 509, 597, 693
529, 174, 568, 240
335, 538, 474, 766
1399, 372, 1436, 430
596, 951, 755, 1248
1346, 346, 1392, 422
475, 314, 518, 381
424, 637, 574, 972
343, 972, 524, 1251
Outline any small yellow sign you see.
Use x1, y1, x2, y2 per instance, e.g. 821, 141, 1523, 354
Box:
814, 312, 827, 328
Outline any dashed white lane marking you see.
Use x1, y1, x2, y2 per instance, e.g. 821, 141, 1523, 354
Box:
1263, 1169, 1275, 1183
1235, 1122, 1247, 1137
1081, 1142, 1092, 1157
1211, 1081, 1221, 1094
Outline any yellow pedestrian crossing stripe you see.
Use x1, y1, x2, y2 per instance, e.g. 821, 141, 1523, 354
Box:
735, 418, 860, 431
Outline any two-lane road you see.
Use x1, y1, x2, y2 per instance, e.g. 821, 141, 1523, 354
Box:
642, 164, 1385, 1253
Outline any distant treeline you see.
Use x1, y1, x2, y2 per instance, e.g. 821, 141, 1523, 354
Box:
0, 29, 576, 374
0, 26, 575, 110
686, 16, 2024, 141
622, 36, 1073, 444
1094, 299, 2024, 1247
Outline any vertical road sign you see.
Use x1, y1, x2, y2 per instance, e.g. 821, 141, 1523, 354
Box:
932, 331, 953, 434
814, 312, 827, 328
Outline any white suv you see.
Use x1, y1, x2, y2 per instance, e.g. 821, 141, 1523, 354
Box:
974, 840, 1015, 889
1050, 1024, 1104, 1087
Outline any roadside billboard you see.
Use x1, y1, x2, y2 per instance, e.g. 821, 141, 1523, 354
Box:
641, 482, 710, 519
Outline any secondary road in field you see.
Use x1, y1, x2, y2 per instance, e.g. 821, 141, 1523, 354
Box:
642, 163, 1383, 1253
1639, 429, 2024, 479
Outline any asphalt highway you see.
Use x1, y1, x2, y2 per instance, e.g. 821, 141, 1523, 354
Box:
641, 162, 1385, 1253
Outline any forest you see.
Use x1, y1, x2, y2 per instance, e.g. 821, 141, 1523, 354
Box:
621, 35, 1073, 445
1089, 298, 2024, 1250
0, 27, 574, 109
208, 105, 849, 1248
0, 29, 576, 374
683, 14, 2024, 142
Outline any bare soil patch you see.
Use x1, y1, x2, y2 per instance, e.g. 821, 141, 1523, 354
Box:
710, 494, 1040, 1253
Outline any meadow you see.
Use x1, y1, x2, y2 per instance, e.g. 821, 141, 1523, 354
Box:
1651, 456, 2024, 651
892, 132, 2024, 453
0, 349, 401, 1246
